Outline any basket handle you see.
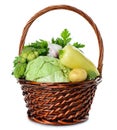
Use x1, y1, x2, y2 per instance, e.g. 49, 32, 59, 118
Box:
19, 5, 104, 75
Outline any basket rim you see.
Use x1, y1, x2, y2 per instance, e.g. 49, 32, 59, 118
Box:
18, 76, 101, 89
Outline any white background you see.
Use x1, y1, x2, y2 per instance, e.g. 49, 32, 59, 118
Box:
0, 0, 117, 129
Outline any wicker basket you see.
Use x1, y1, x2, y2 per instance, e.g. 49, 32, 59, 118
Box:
18, 5, 104, 125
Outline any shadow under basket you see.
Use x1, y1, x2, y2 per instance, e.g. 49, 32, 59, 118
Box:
18, 5, 104, 125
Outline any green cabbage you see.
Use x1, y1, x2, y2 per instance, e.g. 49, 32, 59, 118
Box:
25, 56, 70, 82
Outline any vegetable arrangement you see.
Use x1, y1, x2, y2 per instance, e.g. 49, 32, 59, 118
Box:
12, 29, 99, 82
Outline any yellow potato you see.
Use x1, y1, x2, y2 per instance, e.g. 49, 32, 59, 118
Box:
69, 68, 87, 82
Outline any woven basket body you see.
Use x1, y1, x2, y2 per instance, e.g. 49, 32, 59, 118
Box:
18, 5, 104, 125
19, 78, 101, 125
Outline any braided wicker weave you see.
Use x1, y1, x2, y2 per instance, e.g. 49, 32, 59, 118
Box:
18, 5, 104, 125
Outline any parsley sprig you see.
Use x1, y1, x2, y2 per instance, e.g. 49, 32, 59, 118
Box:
25, 39, 49, 56
51, 29, 85, 49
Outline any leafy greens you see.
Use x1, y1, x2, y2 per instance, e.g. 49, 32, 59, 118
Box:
12, 29, 85, 79
51, 29, 85, 49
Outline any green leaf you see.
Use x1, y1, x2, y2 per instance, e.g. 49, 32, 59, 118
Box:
73, 42, 85, 48
13, 63, 27, 78
66, 38, 72, 43
39, 39, 48, 48
13, 56, 26, 67
56, 38, 64, 47
61, 29, 71, 40
52, 29, 72, 47
59, 50, 65, 59
38, 48, 49, 56
24, 39, 49, 56
61, 29, 71, 46
13, 57, 19, 67
87, 70, 97, 80
51, 38, 56, 43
